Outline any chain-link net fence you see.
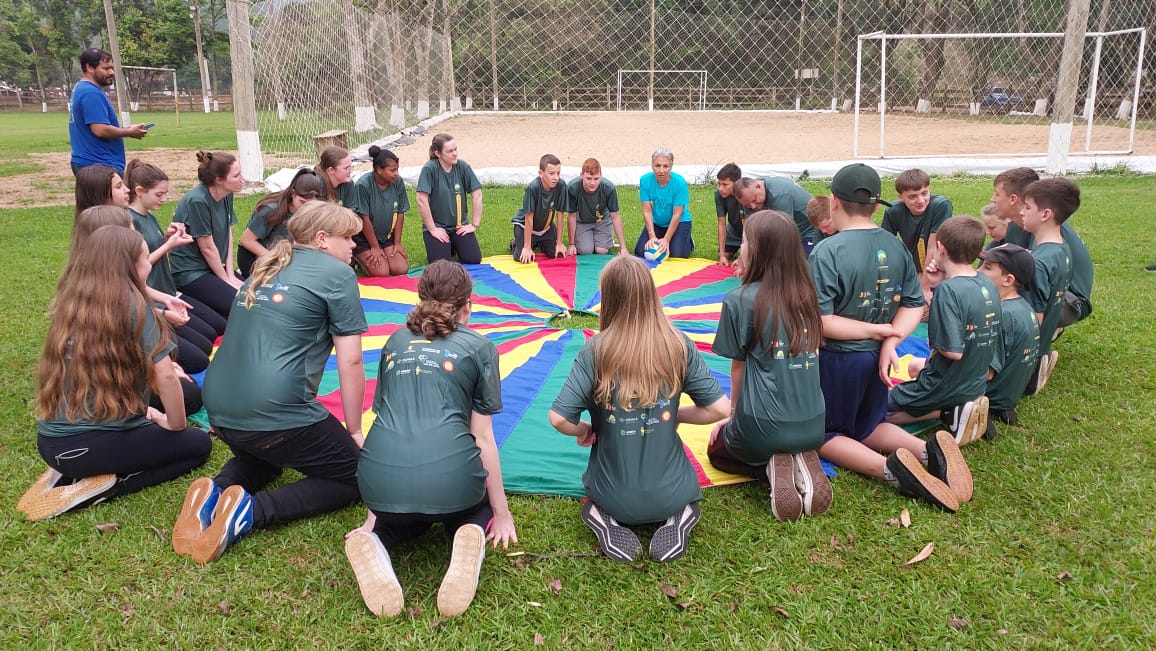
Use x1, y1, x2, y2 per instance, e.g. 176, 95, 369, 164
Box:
249, 0, 1156, 158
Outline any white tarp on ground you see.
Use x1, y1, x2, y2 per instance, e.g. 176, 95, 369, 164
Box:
267, 154, 1156, 192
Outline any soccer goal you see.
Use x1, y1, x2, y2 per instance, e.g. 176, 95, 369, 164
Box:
616, 70, 707, 111
852, 28, 1147, 159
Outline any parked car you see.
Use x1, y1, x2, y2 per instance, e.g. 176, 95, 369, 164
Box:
977, 85, 1026, 113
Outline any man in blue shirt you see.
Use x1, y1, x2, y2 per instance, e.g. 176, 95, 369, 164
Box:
69, 48, 149, 174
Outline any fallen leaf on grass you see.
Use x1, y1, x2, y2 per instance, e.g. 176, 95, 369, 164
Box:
1056, 571, 1073, 580
527, 601, 543, 608
771, 605, 789, 618
948, 617, 968, 629
534, 632, 545, 646
95, 522, 119, 533
900, 509, 911, 528
900, 541, 935, 569
997, 628, 1008, 635
674, 601, 693, 611
120, 602, 135, 617
429, 617, 447, 629
549, 578, 563, 595
659, 582, 678, 599
147, 525, 167, 541
729, 598, 741, 612
217, 600, 231, 616
1071, 415, 1085, 422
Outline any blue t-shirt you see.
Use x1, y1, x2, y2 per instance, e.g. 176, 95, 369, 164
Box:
639, 172, 692, 228
69, 80, 125, 171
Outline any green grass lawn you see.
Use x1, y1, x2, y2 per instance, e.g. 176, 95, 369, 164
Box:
1, 166, 1154, 647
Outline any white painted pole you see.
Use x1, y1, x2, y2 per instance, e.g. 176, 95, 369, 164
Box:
1046, 0, 1092, 175
879, 34, 887, 158
101, 0, 131, 125
225, 0, 263, 183
1083, 35, 1103, 153
1127, 28, 1146, 153
852, 36, 863, 157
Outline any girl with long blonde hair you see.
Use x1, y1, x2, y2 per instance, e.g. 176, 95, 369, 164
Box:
549, 255, 729, 563
707, 210, 831, 523
345, 259, 516, 619
173, 200, 368, 565
21, 225, 211, 521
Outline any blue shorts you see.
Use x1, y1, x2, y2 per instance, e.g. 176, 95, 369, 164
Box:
819, 348, 889, 443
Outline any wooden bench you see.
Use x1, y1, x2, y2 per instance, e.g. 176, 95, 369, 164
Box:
312, 129, 348, 157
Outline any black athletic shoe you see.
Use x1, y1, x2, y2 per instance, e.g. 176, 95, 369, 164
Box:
982, 419, 999, 441
886, 449, 960, 512
992, 407, 1018, 426
649, 502, 701, 563
925, 430, 973, 504
580, 500, 643, 563
941, 396, 988, 447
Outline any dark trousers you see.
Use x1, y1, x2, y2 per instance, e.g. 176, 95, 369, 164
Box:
183, 294, 227, 337
149, 378, 203, 415
178, 273, 237, 320
371, 497, 492, 550
633, 222, 694, 258
213, 413, 361, 530
706, 430, 766, 480
423, 229, 482, 265
512, 224, 559, 258
174, 329, 210, 374
37, 423, 211, 498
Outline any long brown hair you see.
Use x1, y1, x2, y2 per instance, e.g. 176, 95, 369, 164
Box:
314, 147, 349, 201
740, 210, 822, 357
593, 255, 687, 407
38, 226, 170, 422
244, 200, 361, 308
71, 205, 131, 254
407, 260, 472, 338
74, 165, 120, 218
252, 168, 323, 231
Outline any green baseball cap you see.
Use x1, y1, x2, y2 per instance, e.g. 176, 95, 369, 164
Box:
829, 163, 892, 207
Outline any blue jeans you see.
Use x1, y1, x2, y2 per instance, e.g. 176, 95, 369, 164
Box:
634, 221, 694, 258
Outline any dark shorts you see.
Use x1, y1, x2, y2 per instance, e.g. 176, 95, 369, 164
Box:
511, 223, 559, 257
818, 348, 890, 444
371, 497, 493, 550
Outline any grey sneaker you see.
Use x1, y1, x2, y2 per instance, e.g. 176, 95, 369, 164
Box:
580, 500, 643, 563
648, 502, 701, 563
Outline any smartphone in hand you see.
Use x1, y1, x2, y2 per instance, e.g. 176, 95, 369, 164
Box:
143, 122, 156, 130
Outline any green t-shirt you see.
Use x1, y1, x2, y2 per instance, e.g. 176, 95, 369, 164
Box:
512, 177, 566, 231
354, 172, 409, 246
809, 228, 924, 352
714, 189, 744, 237
169, 183, 237, 287
889, 273, 1000, 413
751, 176, 818, 244
38, 298, 174, 437
551, 334, 723, 525
1003, 222, 1091, 318
880, 194, 953, 270
244, 204, 290, 250
986, 295, 1040, 410
201, 247, 368, 431
130, 208, 178, 296
1025, 241, 1072, 357
416, 159, 481, 229
567, 178, 620, 225
357, 325, 502, 514
712, 283, 824, 459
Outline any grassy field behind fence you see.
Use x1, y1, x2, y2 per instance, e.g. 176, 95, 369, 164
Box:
0, 123, 1153, 647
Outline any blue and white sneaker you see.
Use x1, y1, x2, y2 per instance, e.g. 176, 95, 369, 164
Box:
190, 485, 253, 564
172, 477, 220, 557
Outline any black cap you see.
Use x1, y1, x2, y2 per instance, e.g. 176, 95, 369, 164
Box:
980, 243, 1035, 290
829, 163, 892, 207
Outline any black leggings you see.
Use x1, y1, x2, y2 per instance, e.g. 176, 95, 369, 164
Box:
423, 229, 482, 265
371, 497, 493, 549
183, 294, 226, 337
37, 423, 211, 498
174, 328, 211, 374
178, 273, 238, 320
149, 378, 203, 414
213, 414, 361, 530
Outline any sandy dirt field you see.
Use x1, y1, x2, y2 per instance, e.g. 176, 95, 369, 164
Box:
8, 111, 1153, 208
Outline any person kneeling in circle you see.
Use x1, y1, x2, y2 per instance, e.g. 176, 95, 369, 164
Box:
345, 260, 517, 618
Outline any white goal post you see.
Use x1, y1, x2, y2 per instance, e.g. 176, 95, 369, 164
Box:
853, 28, 1147, 159
616, 70, 707, 111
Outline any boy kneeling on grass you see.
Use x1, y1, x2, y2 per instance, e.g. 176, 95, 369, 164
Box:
977, 243, 1041, 436
885, 216, 1000, 447
512, 154, 567, 263
810, 164, 973, 513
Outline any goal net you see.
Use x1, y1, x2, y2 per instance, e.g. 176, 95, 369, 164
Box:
616, 70, 707, 111
853, 29, 1147, 159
